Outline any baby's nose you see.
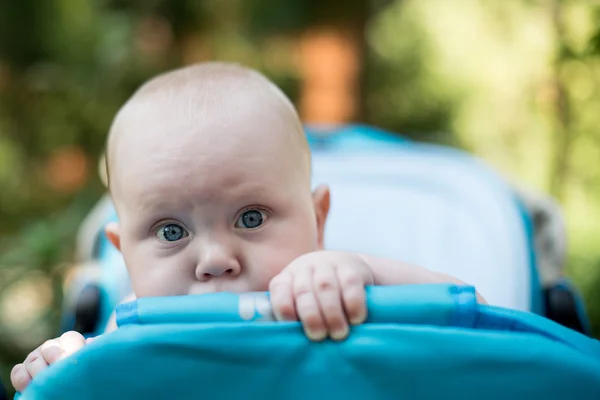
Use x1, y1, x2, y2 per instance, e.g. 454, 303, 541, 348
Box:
195, 241, 241, 281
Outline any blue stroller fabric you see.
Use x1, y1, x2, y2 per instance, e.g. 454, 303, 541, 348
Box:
17, 284, 600, 399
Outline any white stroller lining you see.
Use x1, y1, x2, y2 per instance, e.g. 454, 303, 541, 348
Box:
311, 148, 531, 312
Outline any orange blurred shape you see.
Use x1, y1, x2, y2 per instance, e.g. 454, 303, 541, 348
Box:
46, 146, 89, 193
135, 16, 174, 59
298, 28, 360, 124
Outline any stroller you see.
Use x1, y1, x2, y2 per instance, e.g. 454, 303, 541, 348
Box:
17, 124, 600, 399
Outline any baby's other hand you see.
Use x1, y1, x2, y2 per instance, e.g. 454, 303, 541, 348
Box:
10, 331, 90, 393
269, 251, 374, 342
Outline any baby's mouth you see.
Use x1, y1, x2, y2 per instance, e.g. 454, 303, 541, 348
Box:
188, 280, 250, 295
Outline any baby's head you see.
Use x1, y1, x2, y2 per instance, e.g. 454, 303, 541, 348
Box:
104, 62, 330, 298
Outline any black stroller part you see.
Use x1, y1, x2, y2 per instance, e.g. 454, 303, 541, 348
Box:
72, 284, 102, 335
544, 283, 593, 337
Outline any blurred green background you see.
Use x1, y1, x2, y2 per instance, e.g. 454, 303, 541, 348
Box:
1, 0, 600, 393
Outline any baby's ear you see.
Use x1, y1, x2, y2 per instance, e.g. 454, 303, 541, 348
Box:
312, 184, 331, 249
104, 222, 122, 252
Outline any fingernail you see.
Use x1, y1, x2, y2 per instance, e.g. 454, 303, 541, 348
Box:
274, 309, 295, 322
330, 326, 349, 341
350, 310, 366, 325
307, 328, 327, 341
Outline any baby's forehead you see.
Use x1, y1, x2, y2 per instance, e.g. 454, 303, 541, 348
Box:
110, 123, 308, 212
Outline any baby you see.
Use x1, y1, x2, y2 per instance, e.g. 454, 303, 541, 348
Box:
11, 62, 485, 392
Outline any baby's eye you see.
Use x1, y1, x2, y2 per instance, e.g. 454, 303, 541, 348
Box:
235, 209, 267, 229
156, 223, 189, 242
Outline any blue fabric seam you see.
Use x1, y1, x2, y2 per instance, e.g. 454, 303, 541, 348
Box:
116, 300, 139, 327
449, 285, 478, 328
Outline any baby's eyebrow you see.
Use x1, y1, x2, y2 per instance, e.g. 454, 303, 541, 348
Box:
130, 198, 194, 221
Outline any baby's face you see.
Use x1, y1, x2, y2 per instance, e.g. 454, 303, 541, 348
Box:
107, 84, 327, 298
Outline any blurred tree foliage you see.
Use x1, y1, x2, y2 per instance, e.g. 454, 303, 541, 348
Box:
1, 0, 600, 394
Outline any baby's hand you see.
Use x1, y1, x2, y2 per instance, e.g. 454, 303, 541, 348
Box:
10, 331, 89, 392
269, 250, 374, 341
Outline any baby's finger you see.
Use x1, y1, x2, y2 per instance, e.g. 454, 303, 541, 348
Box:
293, 267, 326, 341
336, 266, 368, 325
40, 339, 63, 364
24, 350, 48, 378
269, 271, 297, 321
59, 331, 86, 358
10, 363, 31, 393
313, 265, 348, 341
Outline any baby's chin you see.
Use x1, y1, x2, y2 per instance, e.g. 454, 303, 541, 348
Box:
186, 280, 268, 295
132, 279, 271, 298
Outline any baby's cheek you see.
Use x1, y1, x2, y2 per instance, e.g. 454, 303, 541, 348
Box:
250, 230, 317, 288
123, 241, 190, 297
